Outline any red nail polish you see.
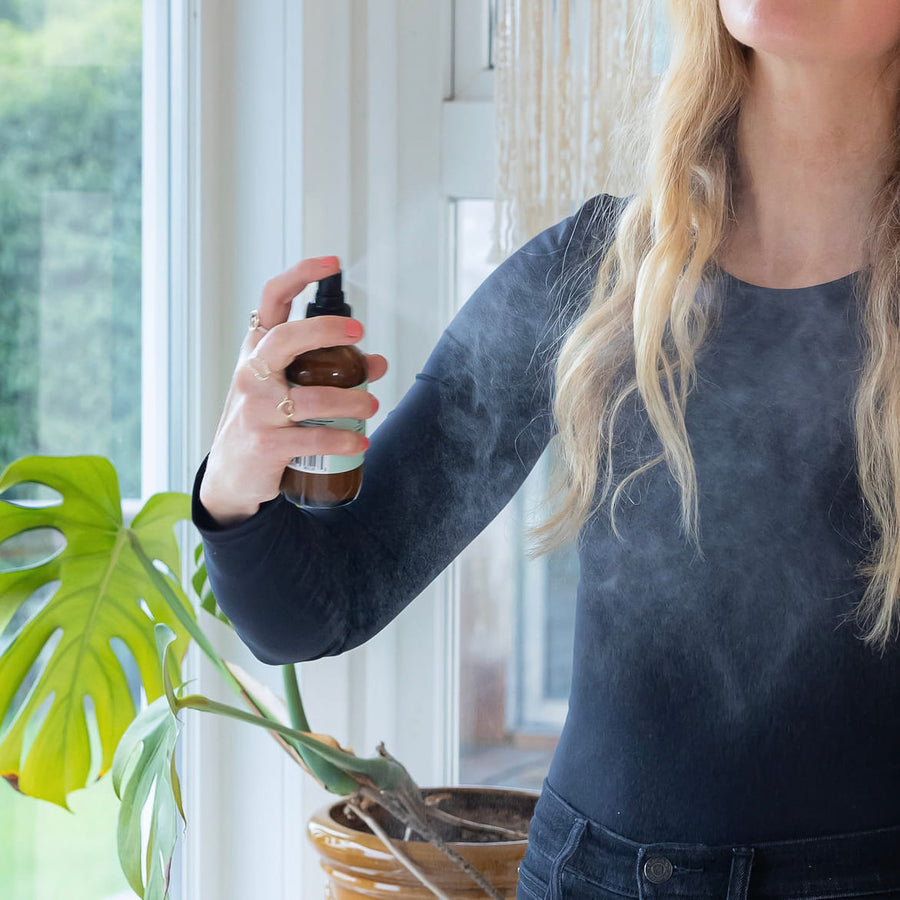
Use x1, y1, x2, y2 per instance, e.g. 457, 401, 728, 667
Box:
345, 319, 364, 340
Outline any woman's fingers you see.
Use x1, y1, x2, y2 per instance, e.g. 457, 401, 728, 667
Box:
276, 424, 370, 460
257, 255, 341, 329
365, 353, 388, 383
199, 257, 389, 526
279, 384, 379, 425
240, 327, 388, 396
245, 315, 363, 377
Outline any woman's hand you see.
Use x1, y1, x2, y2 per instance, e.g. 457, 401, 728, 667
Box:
199, 256, 388, 526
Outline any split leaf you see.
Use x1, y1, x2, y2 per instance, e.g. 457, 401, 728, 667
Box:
0, 456, 191, 805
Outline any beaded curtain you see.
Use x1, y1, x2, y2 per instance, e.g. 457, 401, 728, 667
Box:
490, 0, 664, 262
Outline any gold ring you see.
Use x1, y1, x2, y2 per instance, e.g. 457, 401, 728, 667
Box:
246, 350, 272, 381
277, 395, 295, 419
249, 309, 268, 333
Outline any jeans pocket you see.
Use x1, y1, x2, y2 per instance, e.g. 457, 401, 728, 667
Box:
516, 861, 549, 900
520, 816, 587, 900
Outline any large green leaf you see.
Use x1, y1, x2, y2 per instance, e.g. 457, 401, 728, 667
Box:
112, 626, 184, 900
0, 455, 191, 806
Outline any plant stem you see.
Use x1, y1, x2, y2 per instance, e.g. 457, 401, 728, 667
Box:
173, 692, 400, 790
132, 534, 294, 729
358, 784, 506, 900
129, 533, 243, 695
281, 664, 310, 732
141, 545, 367, 795
345, 799, 454, 900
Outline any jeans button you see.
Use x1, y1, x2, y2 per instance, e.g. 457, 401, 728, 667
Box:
643, 856, 674, 884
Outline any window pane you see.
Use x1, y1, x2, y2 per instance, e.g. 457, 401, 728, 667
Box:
0, 0, 142, 499
455, 200, 579, 790
0, 777, 134, 900
0, 1, 142, 897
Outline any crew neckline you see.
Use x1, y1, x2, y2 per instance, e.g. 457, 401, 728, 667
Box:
715, 265, 862, 295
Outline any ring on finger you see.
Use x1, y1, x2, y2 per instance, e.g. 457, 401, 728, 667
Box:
246, 349, 272, 381
249, 309, 268, 334
277, 394, 295, 419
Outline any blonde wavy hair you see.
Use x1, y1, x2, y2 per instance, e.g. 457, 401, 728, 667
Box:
534, 0, 900, 649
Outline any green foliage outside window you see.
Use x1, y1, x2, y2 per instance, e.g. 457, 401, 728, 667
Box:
0, 0, 142, 497
0, 2, 143, 898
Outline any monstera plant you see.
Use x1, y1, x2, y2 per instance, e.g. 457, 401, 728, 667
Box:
0, 455, 524, 900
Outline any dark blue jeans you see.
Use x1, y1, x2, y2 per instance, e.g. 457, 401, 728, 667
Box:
517, 779, 900, 899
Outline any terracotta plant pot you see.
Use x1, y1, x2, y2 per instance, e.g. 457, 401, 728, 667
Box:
307, 786, 538, 899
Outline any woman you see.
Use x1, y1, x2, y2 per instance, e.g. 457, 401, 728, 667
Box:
194, 1, 900, 896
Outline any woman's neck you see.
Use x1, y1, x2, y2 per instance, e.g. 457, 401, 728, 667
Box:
718, 52, 899, 288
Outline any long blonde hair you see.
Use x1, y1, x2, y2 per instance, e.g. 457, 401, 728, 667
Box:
535, 0, 900, 649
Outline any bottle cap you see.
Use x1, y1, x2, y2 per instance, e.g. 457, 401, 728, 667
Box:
307, 271, 352, 318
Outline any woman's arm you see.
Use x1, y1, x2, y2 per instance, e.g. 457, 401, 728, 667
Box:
192, 193, 617, 664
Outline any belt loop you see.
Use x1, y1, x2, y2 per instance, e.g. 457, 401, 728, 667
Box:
549, 818, 586, 900
726, 847, 755, 900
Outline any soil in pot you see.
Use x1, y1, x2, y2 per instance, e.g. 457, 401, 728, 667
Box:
308, 786, 538, 899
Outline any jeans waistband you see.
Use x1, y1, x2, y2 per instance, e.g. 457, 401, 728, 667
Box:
527, 779, 900, 899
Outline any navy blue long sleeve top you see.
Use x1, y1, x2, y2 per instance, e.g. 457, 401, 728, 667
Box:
193, 193, 900, 845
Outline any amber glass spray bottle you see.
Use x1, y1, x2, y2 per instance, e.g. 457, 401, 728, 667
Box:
280, 271, 368, 508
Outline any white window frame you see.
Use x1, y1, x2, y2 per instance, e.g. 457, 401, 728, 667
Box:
169, 0, 316, 894
142, 0, 172, 501
443, 0, 495, 199
160, 1, 502, 896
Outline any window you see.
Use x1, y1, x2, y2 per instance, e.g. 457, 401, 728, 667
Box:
454, 200, 577, 789
448, 0, 670, 793
0, 0, 143, 496
0, 1, 144, 897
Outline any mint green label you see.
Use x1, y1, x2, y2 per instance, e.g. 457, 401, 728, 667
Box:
286, 381, 367, 475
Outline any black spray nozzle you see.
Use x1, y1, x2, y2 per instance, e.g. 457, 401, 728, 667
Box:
307, 270, 352, 318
